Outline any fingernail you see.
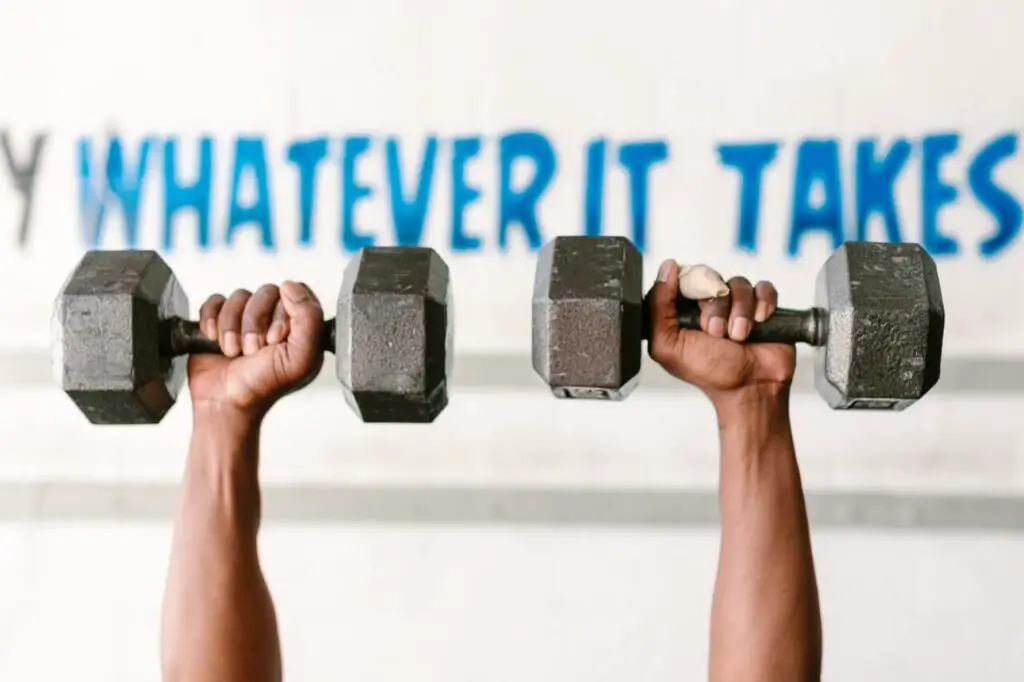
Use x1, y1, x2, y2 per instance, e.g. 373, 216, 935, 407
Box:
267, 322, 283, 345
281, 281, 310, 303
222, 331, 240, 357
707, 317, 726, 338
657, 260, 674, 283
242, 332, 260, 355
729, 317, 751, 341
754, 301, 769, 323
203, 320, 217, 340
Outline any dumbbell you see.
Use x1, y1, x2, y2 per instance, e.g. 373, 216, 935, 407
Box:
532, 236, 945, 410
51, 247, 453, 424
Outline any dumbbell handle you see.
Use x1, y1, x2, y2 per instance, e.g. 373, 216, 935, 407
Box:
159, 317, 338, 357
645, 303, 828, 346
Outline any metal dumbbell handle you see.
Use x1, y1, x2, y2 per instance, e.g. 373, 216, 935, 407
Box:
158, 317, 339, 356
643, 302, 829, 346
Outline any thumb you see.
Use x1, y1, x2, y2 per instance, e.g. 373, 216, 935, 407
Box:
648, 259, 682, 346
279, 281, 324, 366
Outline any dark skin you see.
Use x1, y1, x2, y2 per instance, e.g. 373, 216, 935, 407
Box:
161, 281, 323, 682
160, 264, 821, 682
647, 259, 822, 682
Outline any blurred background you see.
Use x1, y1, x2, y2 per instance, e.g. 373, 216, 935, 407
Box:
1, 0, 1023, 679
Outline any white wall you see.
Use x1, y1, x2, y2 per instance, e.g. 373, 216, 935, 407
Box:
2, 385, 1023, 681
1, 0, 1023, 680
4, 524, 1024, 682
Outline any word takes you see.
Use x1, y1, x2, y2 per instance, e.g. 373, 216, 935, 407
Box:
79, 133, 670, 253
718, 132, 1023, 258
0, 130, 48, 247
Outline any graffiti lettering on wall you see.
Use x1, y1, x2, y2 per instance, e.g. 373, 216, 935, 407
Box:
1, 128, 1022, 258
719, 133, 1022, 258
0, 130, 48, 248
75, 132, 669, 254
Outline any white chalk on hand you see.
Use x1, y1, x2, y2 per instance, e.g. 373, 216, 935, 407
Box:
677, 263, 730, 300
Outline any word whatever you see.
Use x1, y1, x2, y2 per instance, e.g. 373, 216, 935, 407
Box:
77, 132, 668, 253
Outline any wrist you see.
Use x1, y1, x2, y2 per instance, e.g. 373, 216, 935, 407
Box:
712, 381, 792, 434
192, 400, 263, 430
188, 400, 263, 483
712, 381, 791, 417
186, 401, 263, 526
713, 383, 798, 485
191, 400, 264, 448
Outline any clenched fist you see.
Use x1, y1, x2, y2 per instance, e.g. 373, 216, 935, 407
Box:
187, 281, 325, 417
646, 260, 796, 405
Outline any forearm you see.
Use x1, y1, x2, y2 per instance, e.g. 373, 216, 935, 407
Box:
161, 405, 282, 682
708, 386, 822, 682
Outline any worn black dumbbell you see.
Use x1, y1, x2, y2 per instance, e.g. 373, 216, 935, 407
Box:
52, 247, 453, 424
532, 236, 944, 410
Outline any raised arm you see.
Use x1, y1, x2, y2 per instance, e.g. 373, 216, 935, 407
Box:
709, 384, 820, 682
161, 282, 325, 682
645, 260, 822, 682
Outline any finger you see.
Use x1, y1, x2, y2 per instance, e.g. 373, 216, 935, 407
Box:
646, 259, 682, 366
241, 284, 280, 355
699, 294, 731, 339
299, 282, 323, 312
218, 289, 252, 357
279, 280, 324, 360
726, 276, 755, 341
198, 294, 226, 341
267, 300, 289, 345
754, 281, 779, 323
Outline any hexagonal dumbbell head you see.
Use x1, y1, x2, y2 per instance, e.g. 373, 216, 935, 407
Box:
51, 251, 190, 424
335, 247, 453, 423
532, 236, 644, 399
814, 241, 944, 410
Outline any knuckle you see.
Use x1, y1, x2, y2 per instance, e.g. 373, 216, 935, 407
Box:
727, 277, 754, 296
249, 297, 275, 318
733, 294, 756, 310
218, 307, 242, 327
300, 283, 321, 306
199, 295, 223, 312
705, 299, 730, 316
256, 283, 279, 297
229, 288, 252, 301
646, 343, 661, 362
648, 338, 673, 364
276, 346, 322, 380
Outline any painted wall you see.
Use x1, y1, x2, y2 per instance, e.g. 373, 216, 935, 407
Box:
0, 0, 1022, 680
1, 0, 1022, 355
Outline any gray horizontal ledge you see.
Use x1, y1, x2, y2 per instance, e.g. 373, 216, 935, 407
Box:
5, 349, 1024, 393
2, 482, 1024, 530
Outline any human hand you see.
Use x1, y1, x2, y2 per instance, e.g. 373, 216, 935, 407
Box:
646, 260, 796, 408
187, 281, 325, 419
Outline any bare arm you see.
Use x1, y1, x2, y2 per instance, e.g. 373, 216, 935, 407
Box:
159, 281, 322, 682
644, 258, 822, 681
708, 387, 822, 682
161, 405, 282, 682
